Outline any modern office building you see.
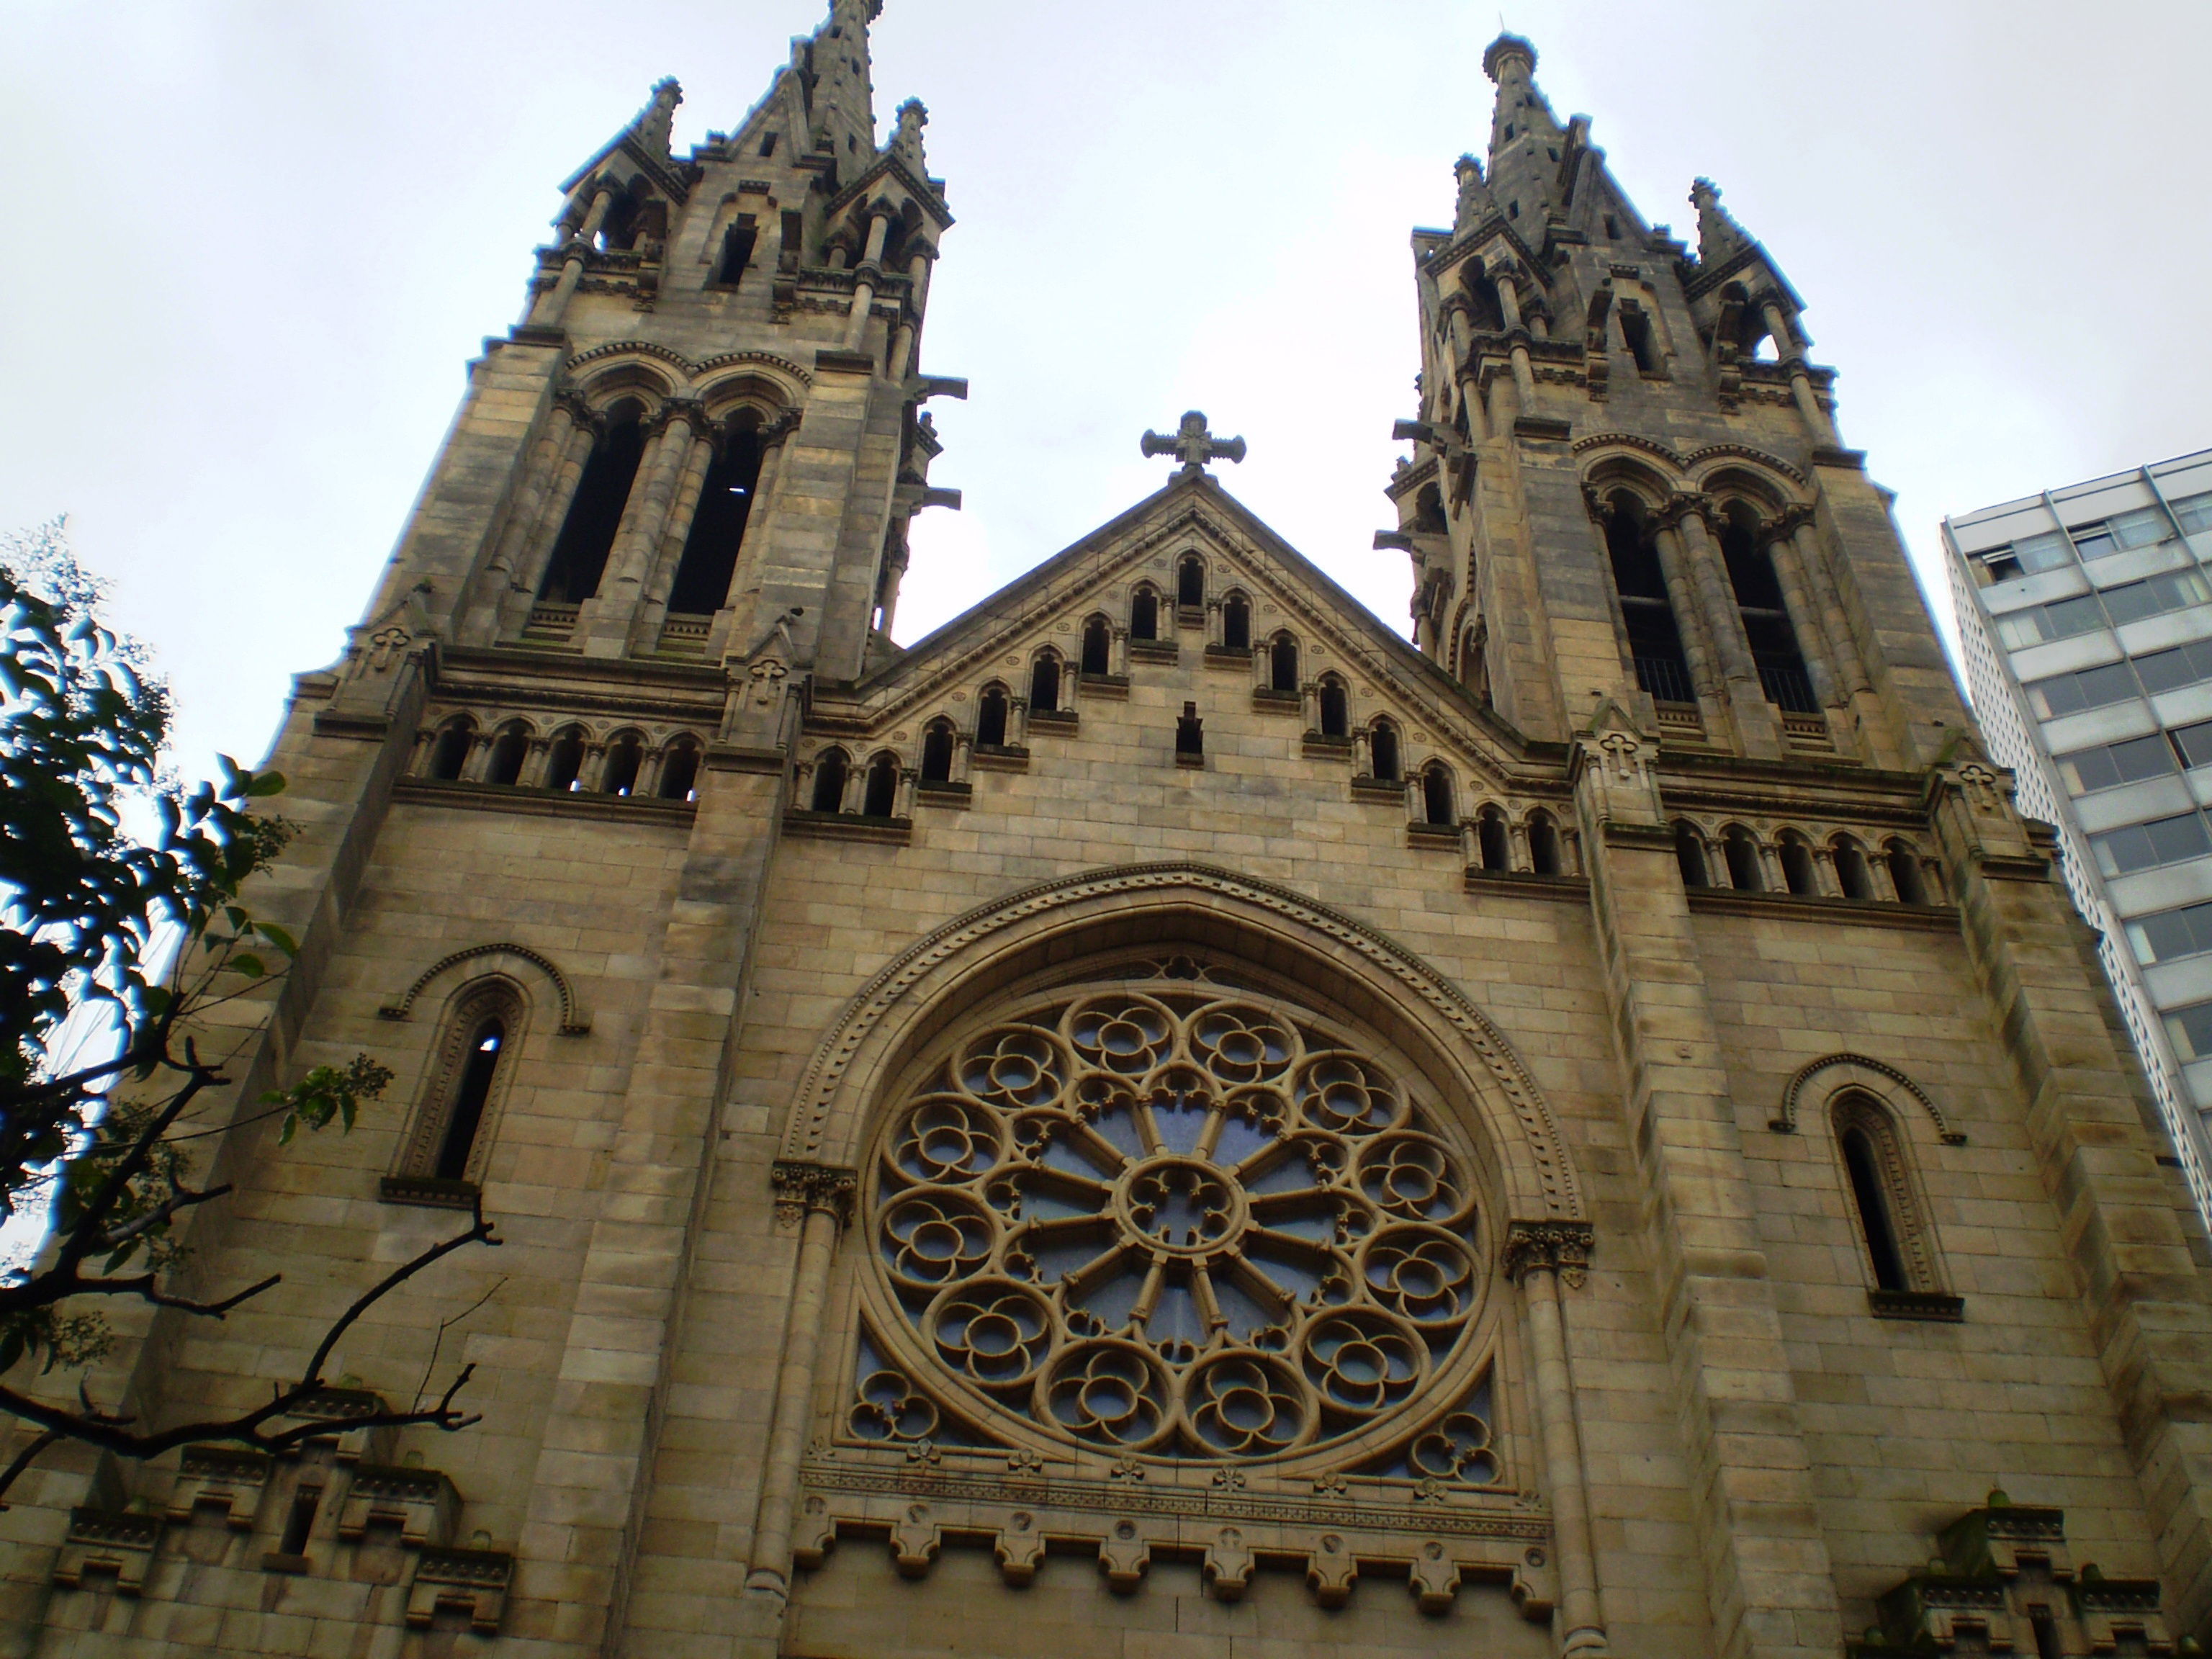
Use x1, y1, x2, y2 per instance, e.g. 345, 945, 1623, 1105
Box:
1946, 451, 2212, 1220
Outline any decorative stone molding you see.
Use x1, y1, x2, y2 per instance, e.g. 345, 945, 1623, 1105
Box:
1501, 1220, 1594, 1289
404, 1547, 514, 1634
50, 1509, 161, 1594
377, 942, 590, 1036
1771, 1052, 1962, 1143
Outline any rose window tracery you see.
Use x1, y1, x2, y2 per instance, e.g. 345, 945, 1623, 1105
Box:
863, 982, 1493, 1465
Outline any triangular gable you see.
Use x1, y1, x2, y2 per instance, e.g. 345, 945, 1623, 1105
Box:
805, 475, 1545, 790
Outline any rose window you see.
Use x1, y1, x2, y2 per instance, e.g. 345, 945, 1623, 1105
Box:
865, 985, 1490, 1463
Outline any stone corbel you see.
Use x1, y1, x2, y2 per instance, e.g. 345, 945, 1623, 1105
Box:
334, 1465, 459, 1550
403, 1546, 514, 1635
49, 1509, 161, 1595
1098, 1520, 1149, 1592
163, 1447, 271, 1531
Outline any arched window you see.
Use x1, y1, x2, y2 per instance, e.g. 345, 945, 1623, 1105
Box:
666, 423, 764, 616
976, 685, 1010, 748
400, 981, 523, 1187
1778, 832, 1817, 896
601, 732, 644, 796
1422, 765, 1455, 827
1370, 719, 1401, 782
920, 719, 956, 783
715, 215, 757, 286
1029, 653, 1061, 715
861, 752, 899, 817
435, 1017, 505, 1182
1177, 554, 1205, 610
1081, 616, 1112, 677
1318, 678, 1349, 739
539, 407, 647, 604
544, 726, 587, 793
1832, 836, 1874, 901
1527, 811, 1562, 877
429, 717, 475, 781
657, 737, 701, 801
1222, 594, 1251, 652
1269, 634, 1300, 693
1833, 1095, 1939, 1297
486, 721, 529, 786
1722, 826, 1763, 891
1130, 587, 1159, 642
1718, 505, 1816, 714
811, 748, 850, 813
1601, 492, 1695, 705
1477, 806, 1511, 871
1675, 821, 1710, 888
1887, 840, 1928, 905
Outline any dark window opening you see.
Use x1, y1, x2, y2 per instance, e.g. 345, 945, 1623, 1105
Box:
544, 729, 585, 792
657, 741, 700, 801
1081, 618, 1111, 676
976, 687, 1010, 747
1503, 123, 1515, 140
539, 415, 646, 603
436, 1019, 504, 1181
2030, 1611, 2063, 1659
1423, 767, 1455, 827
1604, 495, 1695, 703
1779, 837, 1817, 896
1620, 307, 1660, 374
1529, 814, 1561, 876
1478, 810, 1510, 871
1887, 843, 1928, 905
430, 721, 473, 781
1722, 829, 1763, 891
1130, 589, 1159, 641
1269, 636, 1299, 693
279, 1486, 321, 1558
1370, 722, 1401, 781
667, 428, 763, 616
1030, 655, 1061, 714
1841, 1123, 1909, 1292
1176, 701, 1203, 758
759, 132, 779, 158
811, 750, 849, 812
1177, 555, 1205, 608
601, 735, 642, 796
487, 724, 528, 786
1604, 214, 1621, 240
716, 217, 758, 286
1508, 201, 1519, 219
1222, 595, 1251, 651
1319, 681, 1349, 738
1720, 516, 1817, 714
1675, 823, 1709, 888
1414, 485, 1447, 535
1833, 840, 1874, 900
862, 754, 899, 817
920, 722, 954, 783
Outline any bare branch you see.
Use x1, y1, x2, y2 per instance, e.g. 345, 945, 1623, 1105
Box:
302, 1199, 500, 1385
96, 1182, 233, 1252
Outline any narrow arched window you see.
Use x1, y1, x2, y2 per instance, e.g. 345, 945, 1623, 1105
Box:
1602, 493, 1695, 705
544, 727, 586, 792
657, 738, 701, 801
539, 408, 646, 603
1675, 822, 1710, 888
429, 718, 475, 781
1029, 654, 1061, 714
811, 748, 850, 812
920, 719, 955, 783
1831, 1094, 1941, 1300
1177, 554, 1205, 609
486, 722, 529, 786
1833, 837, 1874, 900
601, 733, 644, 796
1779, 834, 1817, 896
667, 423, 763, 616
435, 1018, 504, 1182
1477, 807, 1510, 871
1222, 594, 1251, 651
862, 752, 899, 817
1840, 1123, 1907, 1291
1887, 841, 1928, 905
1528, 811, 1562, 876
1719, 506, 1816, 714
976, 685, 1010, 748
1423, 765, 1455, 827
1081, 617, 1111, 677
1318, 679, 1349, 739
1269, 635, 1300, 693
1722, 827, 1763, 891
1130, 588, 1159, 642
1370, 720, 1401, 782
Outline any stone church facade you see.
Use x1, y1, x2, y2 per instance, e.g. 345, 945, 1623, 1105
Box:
9, 5, 2212, 1657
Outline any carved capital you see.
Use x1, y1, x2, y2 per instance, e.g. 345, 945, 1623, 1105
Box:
771, 1159, 858, 1230
553, 389, 598, 428
652, 397, 710, 436
1651, 490, 1717, 536
757, 408, 803, 445
1502, 1220, 1594, 1289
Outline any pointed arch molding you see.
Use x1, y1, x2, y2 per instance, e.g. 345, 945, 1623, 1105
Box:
377, 943, 590, 1036
1770, 1053, 1963, 1143
775, 862, 1586, 1221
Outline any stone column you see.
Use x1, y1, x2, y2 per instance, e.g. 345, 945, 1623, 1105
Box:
744, 1162, 856, 1601
1672, 503, 1781, 757
633, 425, 721, 653
1649, 523, 1723, 705
467, 395, 586, 643
1509, 818, 1532, 874
582, 403, 701, 658
1762, 529, 1839, 709
889, 248, 934, 380
1506, 1223, 1607, 1658
843, 210, 892, 352
716, 412, 799, 658
1763, 302, 1835, 444
1447, 307, 1490, 443
499, 403, 602, 637
1498, 275, 1539, 408
874, 523, 912, 639
529, 184, 615, 330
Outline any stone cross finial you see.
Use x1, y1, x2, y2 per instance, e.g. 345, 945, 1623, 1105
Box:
1141, 411, 1246, 480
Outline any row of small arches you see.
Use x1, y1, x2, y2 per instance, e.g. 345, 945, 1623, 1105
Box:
1674, 821, 1938, 907
418, 715, 704, 801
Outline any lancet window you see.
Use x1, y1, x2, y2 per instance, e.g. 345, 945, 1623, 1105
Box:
399, 980, 521, 1187
1717, 505, 1817, 714
539, 407, 646, 605
1599, 493, 1695, 706
666, 421, 763, 617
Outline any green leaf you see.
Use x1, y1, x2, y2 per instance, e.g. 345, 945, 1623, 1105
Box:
226, 952, 266, 979
247, 769, 287, 796
256, 922, 299, 957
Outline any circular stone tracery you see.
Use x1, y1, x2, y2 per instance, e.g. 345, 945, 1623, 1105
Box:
867, 982, 1491, 1462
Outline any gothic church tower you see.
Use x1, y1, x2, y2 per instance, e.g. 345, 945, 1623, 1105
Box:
10, 16, 2212, 1659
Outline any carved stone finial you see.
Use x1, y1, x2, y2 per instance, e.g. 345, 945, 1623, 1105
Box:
636, 77, 683, 154
1688, 176, 1752, 266
891, 97, 929, 170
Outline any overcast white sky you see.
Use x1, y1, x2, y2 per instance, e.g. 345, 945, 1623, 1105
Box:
4, 1, 2209, 783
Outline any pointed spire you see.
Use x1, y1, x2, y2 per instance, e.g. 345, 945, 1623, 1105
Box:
1453, 154, 1495, 234
806, 0, 881, 173
889, 97, 929, 172
1689, 178, 1752, 265
1480, 33, 1563, 224
634, 76, 682, 156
